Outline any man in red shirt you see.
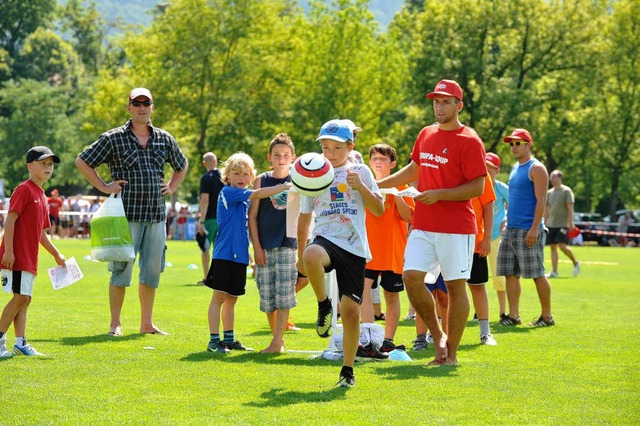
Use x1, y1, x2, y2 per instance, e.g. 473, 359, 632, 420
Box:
377, 79, 486, 365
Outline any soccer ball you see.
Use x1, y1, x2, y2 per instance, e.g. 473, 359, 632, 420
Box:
290, 153, 334, 196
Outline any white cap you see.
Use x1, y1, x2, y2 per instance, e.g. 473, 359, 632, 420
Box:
129, 87, 153, 101
340, 119, 363, 133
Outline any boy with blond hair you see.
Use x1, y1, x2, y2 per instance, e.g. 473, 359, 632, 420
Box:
206, 152, 291, 353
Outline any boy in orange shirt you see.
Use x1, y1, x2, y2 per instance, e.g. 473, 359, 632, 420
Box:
363, 144, 415, 353
468, 174, 498, 345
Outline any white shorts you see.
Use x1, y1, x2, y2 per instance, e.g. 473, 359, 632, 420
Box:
404, 230, 475, 282
1, 270, 36, 296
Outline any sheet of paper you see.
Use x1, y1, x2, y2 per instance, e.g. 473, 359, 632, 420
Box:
48, 257, 83, 290
380, 187, 420, 197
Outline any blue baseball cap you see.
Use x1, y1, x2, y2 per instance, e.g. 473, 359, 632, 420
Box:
316, 119, 354, 143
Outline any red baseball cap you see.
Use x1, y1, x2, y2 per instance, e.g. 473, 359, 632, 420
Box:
485, 152, 501, 169
426, 79, 463, 101
503, 128, 533, 144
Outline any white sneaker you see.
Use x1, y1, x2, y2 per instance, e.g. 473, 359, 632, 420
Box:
480, 334, 498, 346
573, 262, 580, 277
0, 340, 12, 358
546, 271, 559, 278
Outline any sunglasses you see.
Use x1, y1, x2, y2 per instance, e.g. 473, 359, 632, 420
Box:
508, 141, 528, 147
129, 100, 152, 107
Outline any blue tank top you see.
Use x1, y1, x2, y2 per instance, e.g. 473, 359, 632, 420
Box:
256, 173, 296, 250
507, 159, 541, 229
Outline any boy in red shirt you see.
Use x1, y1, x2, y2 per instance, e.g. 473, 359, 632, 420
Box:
0, 146, 66, 357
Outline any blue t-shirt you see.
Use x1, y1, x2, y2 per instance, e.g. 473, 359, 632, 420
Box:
491, 180, 509, 240
507, 159, 541, 230
213, 186, 252, 264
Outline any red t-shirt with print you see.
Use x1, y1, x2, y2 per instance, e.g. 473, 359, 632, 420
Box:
410, 125, 487, 234
0, 180, 50, 275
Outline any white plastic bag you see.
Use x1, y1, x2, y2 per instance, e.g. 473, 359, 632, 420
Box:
89, 194, 135, 262
333, 323, 385, 351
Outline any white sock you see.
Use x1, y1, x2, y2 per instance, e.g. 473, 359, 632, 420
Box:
479, 320, 490, 337
15, 337, 26, 347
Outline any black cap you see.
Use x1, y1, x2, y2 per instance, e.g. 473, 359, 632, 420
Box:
26, 146, 61, 164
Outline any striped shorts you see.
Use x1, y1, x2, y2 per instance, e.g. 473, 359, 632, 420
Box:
497, 227, 546, 279
255, 247, 298, 313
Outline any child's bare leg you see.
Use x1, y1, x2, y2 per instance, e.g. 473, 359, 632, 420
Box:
261, 308, 288, 353
0, 295, 30, 336
360, 277, 375, 323
302, 245, 330, 302
208, 290, 225, 334
221, 294, 237, 333
340, 297, 360, 368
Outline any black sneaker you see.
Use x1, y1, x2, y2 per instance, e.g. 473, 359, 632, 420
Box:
355, 344, 389, 362
316, 299, 333, 338
379, 339, 396, 353
207, 341, 230, 354
379, 339, 406, 353
374, 313, 386, 321
499, 313, 508, 322
224, 340, 255, 351
337, 371, 355, 388
499, 315, 522, 326
529, 316, 555, 327
472, 312, 478, 322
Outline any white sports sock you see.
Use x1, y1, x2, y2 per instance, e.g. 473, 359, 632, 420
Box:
479, 320, 490, 337
15, 337, 26, 347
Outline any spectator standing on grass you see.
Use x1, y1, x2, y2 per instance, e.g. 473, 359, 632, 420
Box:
297, 119, 384, 387
47, 189, 63, 239
485, 152, 509, 320
363, 143, 414, 353
617, 211, 634, 247
196, 152, 224, 285
76, 87, 188, 337
205, 152, 291, 354
377, 79, 487, 365
248, 133, 299, 353
467, 175, 498, 346
0, 146, 66, 358
497, 128, 554, 328
544, 170, 580, 278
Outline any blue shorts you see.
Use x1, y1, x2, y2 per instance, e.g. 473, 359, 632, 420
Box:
426, 273, 447, 293
109, 222, 167, 288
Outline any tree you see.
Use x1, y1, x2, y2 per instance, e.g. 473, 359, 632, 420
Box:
59, 0, 107, 75
590, 0, 640, 216
0, 0, 56, 61
14, 28, 82, 87
0, 79, 85, 192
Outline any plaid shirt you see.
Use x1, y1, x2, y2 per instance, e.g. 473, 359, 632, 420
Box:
79, 120, 187, 223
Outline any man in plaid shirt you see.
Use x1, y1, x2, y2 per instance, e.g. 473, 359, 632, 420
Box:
76, 87, 188, 337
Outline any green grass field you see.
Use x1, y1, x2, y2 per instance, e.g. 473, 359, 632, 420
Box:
2, 240, 639, 425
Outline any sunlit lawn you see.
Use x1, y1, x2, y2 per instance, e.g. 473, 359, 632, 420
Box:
2, 240, 639, 425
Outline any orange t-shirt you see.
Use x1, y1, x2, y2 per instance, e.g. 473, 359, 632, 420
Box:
470, 174, 497, 252
365, 185, 415, 274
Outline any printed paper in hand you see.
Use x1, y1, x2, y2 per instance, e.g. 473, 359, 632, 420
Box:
48, 257, 84, 290
380, 187, 421, 197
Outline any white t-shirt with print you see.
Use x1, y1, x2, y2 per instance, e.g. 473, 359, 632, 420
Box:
300, 163, 381, 261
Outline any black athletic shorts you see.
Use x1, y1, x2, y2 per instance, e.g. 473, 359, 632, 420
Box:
205, 259, 247, 297
547, 227, 570, 245
310, 236, 365, 304
467, 253, 489, 285
364, 269, 404, 293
